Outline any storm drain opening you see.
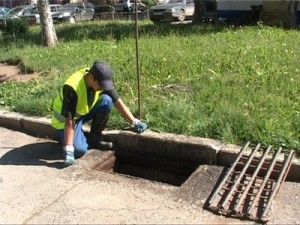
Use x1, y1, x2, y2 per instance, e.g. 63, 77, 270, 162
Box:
90, 137, 296, 223
92, 150, 200, 187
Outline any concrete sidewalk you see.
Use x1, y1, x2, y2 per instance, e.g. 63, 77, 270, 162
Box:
0, 110, 300, 224
0, 126, 247, 224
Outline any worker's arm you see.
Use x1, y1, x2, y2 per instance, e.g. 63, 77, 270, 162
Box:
114, 98, 148, 133
114, 98, 136, 125
63, 118, 75, 165
102, 89, 147, 133
62, 85, 77, 146
61, 85, 78, 165
64, 118, 75, 146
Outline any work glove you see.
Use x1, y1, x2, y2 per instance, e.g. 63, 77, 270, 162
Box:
63, 145, 75, 166
132, 118, 148, 134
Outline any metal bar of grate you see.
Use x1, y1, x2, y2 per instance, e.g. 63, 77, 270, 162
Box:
232, 145, 272, 213
205, 142, 295, 223
207, 142, 251, 207
260, 149, 295, 221
219, 144, 261, 211
246, 147, 283, 217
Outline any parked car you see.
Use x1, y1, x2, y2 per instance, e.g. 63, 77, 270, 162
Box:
0, 7, 10, 25
21, 4, 61, 25
133, 2, 146, 12
149, 0, 194, 22
51, 2, 94, 23
93, 4, 115, 20
0, 5, 35, 27
0, 7, 10, 16
114, 0, 146, 12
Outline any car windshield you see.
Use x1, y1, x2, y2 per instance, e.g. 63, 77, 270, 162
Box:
7, 6, 24, 15
23, 7, 35, 15
28, 7, 39, 14
0, 8, 9, 15
167, 0, 183, 3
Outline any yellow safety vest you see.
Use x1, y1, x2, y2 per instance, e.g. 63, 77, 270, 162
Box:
51, 68, 101, 129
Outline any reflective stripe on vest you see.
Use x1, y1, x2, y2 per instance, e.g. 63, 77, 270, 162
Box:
53, 110, 82, 123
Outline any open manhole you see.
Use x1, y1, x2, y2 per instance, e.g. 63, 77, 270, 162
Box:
90, 132, 217, 187
91, 149, 200, 187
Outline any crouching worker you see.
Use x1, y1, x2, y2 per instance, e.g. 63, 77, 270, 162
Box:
51, 61, 148, 166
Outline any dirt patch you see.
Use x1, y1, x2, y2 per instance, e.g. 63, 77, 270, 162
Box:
0, 63, 38, 83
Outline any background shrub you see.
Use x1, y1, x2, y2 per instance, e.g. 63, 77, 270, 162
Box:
5, 19, 29, 37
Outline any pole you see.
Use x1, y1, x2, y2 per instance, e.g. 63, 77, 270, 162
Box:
134, 0, 141, 119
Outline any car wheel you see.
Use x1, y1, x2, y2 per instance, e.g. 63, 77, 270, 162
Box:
69, 16, 76, 23
177, 9, 185, 21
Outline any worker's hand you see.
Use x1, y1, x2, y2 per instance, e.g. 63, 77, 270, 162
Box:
63, 145, 75, 166
132, 119, 148, 134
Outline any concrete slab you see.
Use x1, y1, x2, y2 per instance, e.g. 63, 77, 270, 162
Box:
0, 127, 247, 224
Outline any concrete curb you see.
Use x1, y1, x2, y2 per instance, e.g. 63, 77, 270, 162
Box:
0, 109, 299, 182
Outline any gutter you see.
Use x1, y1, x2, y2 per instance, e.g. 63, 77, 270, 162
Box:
0, 109, 299, 182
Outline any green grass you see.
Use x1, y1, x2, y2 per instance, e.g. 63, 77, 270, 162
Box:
0, 20, 299, 152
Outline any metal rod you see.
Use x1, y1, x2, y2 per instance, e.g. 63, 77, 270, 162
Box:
207, 142, 251, 206
233, 145, 272, 213
261, 150, 295, 220
134, 0, 141, 119
219, 143, 261, 210
246, 147, 283, 216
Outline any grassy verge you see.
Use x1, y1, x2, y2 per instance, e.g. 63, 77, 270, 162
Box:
0, 20, 299, 152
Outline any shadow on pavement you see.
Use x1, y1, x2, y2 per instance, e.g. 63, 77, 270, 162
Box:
0, 142, 66, 169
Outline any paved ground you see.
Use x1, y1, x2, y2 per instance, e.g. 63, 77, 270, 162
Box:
0, 126, 300, 224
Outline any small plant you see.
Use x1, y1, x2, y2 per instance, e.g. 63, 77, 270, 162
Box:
5, 18, 29, 37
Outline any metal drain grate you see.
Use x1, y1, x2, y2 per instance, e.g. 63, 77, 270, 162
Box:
205, 142, 295, 223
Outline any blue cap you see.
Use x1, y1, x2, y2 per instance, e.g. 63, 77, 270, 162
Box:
89, 61, 113, 90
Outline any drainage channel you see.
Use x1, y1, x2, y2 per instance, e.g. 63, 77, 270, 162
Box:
91, 150, 200, 187
205, 142, 295, 223
89, 139, 295, 223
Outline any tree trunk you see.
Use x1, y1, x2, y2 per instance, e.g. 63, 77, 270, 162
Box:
37, 0, 58, 47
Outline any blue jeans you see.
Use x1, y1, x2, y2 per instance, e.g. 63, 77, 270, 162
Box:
57, 94, 113, 158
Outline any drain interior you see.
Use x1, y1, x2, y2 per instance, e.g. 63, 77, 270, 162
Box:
92, 150, 200, 187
